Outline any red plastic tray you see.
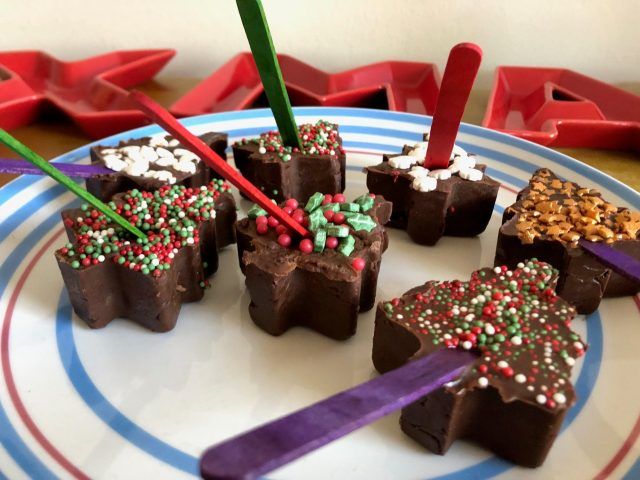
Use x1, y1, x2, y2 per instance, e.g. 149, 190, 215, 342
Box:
483, 66, 640, 151
170, 53, 440, 117
0, 49, 175, 138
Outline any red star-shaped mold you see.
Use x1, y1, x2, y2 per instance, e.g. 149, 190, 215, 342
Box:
169, 52, 441, 116
0, 49, 175, 138
483, 66, 640, 152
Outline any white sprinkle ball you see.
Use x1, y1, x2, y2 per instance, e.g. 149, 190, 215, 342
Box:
553, 393, 567, 404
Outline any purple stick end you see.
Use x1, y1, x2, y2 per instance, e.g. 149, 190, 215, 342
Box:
579, 238, 640, 284
0, 158, 112, 179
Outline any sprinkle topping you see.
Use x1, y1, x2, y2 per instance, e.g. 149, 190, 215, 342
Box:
388, 132, 484, 191
57, 180, 231, 276
234, 120, 344, 161
382, 259, 586, 410
99, 135, 202, 183
510, 169, 640, 245
247, 192, 379, 264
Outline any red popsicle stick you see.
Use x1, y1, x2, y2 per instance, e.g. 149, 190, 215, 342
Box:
424, 43, 482, 169
129, 91, 309, 238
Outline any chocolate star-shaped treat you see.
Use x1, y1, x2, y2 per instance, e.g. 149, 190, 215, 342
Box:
373, 259, 586, 467
56, 181, 236, 332
236, 192, 392, 340
86, 132, 228, 201
232, 120, 345, 203
496, 168, 640, 313
0, 49, 174, 138
366, 133, 499, 245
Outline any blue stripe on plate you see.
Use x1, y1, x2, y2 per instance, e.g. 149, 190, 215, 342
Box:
0, 200, 77, 479
0, 176, 43, 209
0, 406, 57, 479
0, 185, 67, 239
623, 456, 640, 479
55, 292, 198, 476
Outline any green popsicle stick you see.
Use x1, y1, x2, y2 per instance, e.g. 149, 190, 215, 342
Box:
236, 0, 302, 149
0, 129, 146, 240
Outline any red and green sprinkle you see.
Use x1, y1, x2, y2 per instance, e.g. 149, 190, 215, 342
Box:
247, 192, 378, 268
58, 180, 231, 277
234, 120, 344, 162
383, 259, 586, 410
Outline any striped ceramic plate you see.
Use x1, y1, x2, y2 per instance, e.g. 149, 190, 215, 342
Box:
0, 108, 638, 479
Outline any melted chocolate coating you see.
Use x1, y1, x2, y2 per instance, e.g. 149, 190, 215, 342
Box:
495, 168, 640, 314
365, 137, 499, 245
56, 191, 236, 332
233, 138, 345, 203
372, 262, 585, 467
235, 198, 392, 340
86, 132, 228, 202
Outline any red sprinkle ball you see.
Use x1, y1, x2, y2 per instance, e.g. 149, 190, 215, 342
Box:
326, 236, 339, 249
299, 239, 313, 254
277, 234, 292, 247
351, 258, 366, 271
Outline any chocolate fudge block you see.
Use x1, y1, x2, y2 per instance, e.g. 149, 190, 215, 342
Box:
495, 168, 640, 314
372, 260, 586, 467
232, 120, 345, 203
366, 133, 499, 245
86, 132, 228, 201
236, 192, 392, 340
55, 181, 236, 332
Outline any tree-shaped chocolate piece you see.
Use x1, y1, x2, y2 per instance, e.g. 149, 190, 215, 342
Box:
373, 259, 586, 467
366, 133, 499, 245
236, 192, 391, 339
233, 121, 346, 203
87, 132, 228, 201
56, 181, 236, 332
496, 168, 640, 313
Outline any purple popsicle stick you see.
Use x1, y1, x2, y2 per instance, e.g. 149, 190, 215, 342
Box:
200, 349, 475, 480
0, 158, 112, 178
579, 238, 640, 283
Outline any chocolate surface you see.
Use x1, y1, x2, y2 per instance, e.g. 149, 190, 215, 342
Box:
87, 132, 228, 201
366, 134, 499, 245
495, 168, 640, 313
56, 182, 236, 332
372, 260, 586, 467
232, 121, 345, 203
236, 194, 391, 340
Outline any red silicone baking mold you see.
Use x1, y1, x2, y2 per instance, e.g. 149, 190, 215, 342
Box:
483, 66, 640, 151
170, 52, 441, 117
0, 49, 175, 139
